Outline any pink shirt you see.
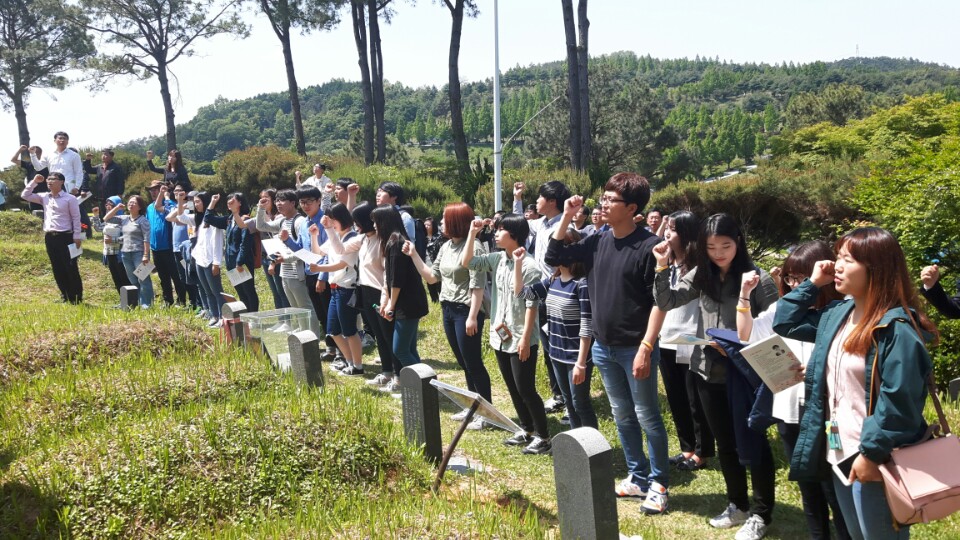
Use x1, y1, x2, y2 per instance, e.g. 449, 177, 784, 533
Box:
824, 316, 868, 465
21, 183, 83, 241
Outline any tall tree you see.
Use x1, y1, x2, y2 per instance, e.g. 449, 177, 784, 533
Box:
259, 0, 346, 156
560, 0, 589, 172
79, 0, 247, 151
367, 0, 386, 162
0, 0, 94, 145
441, 0, 477, 178
350, 0, 374, 164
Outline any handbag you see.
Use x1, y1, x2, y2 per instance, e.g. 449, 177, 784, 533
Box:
875, 371, 960, 525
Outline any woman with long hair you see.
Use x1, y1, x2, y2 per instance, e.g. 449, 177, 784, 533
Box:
255, 189, 288, 309
207, 192, 259, 312
402, 202, 492, 429
653, 213, 779, 540
171, 191, 223, 327
146, 148, 192, 192
738, 241, 850, 540
371, 205, 429, 371
774, 228, 937, 540
657, 210, 715, 472
103, 194, 154, 308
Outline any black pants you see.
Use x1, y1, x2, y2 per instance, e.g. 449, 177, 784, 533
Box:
152, 249, 185, 306
694, 375, 776, 524
495, 346, 549, 439
232, 263, 260, 312
358, 284, 398, 375
538, 302, 562, 400
779, 422, 851, 540
173, 251, 201, 308
660, 348, 715, 458
105, 253, 131, 294
305, 273, 338, 352
44, 231, 83, 303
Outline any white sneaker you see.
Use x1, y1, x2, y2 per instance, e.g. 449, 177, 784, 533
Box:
640, 481, 668, 515
365, 373, 392, 386
734, 515, 768, 540
709, 503, 750, 529
380, 377, 401, 393
614, 477, 647, 498
465, 417, 488, 430
451, 409, 470, 421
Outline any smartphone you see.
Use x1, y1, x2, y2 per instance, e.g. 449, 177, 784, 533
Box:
832, 452, 859, 486
494, 323, 512, 342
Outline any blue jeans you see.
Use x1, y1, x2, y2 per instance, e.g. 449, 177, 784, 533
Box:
196, 264, 224, 319
441, 301, 491, 402
832, 476, 909, 540
327, 288, 359, 337
592, 340, 669, 489
263, 262, 289, 309
392, 318, 421, 368
121, 250, 154, 308
553, 361, 597, 429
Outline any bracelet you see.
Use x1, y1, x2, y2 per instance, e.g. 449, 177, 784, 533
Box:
739, 296, 750, 302
641, 340, 654, 351
655, 265, 669, 273
736, 306, 751, 313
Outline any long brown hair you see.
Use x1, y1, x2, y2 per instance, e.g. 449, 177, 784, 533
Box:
837, 227, 938, 355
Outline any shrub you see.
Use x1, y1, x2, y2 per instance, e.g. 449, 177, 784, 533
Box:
217, 146, 302, 202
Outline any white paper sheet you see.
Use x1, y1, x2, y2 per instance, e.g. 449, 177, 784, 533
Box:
660, 333, 713, 346
68, 244, 83, 259
740, 334, 804, 393
226, 267, 253, 286
133, 262, 155, 281
292, 248, 323, 265
261, 237, 286, 257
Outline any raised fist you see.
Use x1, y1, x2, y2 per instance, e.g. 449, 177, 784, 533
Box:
513, 247, 526, 261
921, 265, 940, 289
146, 150, 154, 160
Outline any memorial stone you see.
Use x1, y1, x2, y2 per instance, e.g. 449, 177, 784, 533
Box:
552, 427, 619, 540
221, 301, 248, 345
288, 330, 324, 388
119, 285, 138, 310
399, 364, 442, 464
950, 377, 960, 401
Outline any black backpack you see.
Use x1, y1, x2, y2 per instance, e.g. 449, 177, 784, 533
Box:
413, 218, 428, 259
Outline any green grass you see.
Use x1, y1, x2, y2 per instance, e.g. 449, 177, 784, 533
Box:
3, 210, 960, 538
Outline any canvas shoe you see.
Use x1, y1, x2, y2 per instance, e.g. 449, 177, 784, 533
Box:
503, 431, 533, 446
734, 515, 768, 540
340, 365, 365, 376
380, 377, 401, 393
640, 482, 668, 515
709, 503, 750, 529
465, 417, 489, 430
451, 409, 470, 421
615, 477, 648, 498
521, 436, 552, 455
330, 358, 349, 372
543, 396, 565, 414
366, 373, 392, 387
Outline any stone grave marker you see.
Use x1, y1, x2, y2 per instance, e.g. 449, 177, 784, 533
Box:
288, 330, 324, 388
552, 427, 619, 540
399, 364, 442, 464
950, 377, 960, 401
119, 285, 138, 310
221, 301, 248, 345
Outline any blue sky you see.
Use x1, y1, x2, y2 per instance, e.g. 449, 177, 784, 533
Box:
3, 0, 958, 156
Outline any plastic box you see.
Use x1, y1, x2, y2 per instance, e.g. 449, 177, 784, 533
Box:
240, 308, 312, 370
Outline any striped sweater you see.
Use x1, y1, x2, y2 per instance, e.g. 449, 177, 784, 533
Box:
518, 277, 593, 365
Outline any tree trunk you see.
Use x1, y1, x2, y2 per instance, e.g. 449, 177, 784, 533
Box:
12, 87, 30, 146
157, 61, 177, 151
561, 0, 581, 171
279, 25, 307, 156
446, 0, 470, 178
576, 0, 590, 171
367, 0, 386, 163
351, 0, 374, 165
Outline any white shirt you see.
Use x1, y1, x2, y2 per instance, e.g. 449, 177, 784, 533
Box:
511, 198, 567, 279
32, 148, 84, 194
748, 303, 813, 425
178, 213, 223, 268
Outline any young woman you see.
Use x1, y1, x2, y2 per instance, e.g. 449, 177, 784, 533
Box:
312, 204, 363, 375
514, 227, 597, 430
738, 241, 849, 540
774, 228, 936, 540
325, 202, 401, 391
402, 202, 492, 429
146, 149, 192, 192
103, 194, 154, 308
423, 216, 444, 303
657, 210, 715, 472
652, 213, 779, 540
171, 191, 223, 327
371, 205, 429, 371
256, 189, 289, 309
462, 214, 550, 455
91, 195, 132, 299
207, 193, 259, 312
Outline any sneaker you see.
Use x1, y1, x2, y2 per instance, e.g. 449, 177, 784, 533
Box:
466, 417, 488, 430
340, 365, 365, 376
543, 396, 565, 414
360, 332, 376, 348
380, 377, 401, 393
451, 409, 470, 421
734, 515, 768, 540
320, 349, 337, 362
615, 477, 648, 498
366, 373, 392, 386
330, 358, 348, 371
208, 318, 221, 328
196, 309, 209, 319
559, 415, 570, 426
710, 503, 750, 529
522, 436, 552, 455
503, 431, 533, 446
640, 482, 669, 515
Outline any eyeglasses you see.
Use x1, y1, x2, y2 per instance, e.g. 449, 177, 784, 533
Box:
299, 198, 318, 205
600, 196, 626, 205
783, 275, 805, 287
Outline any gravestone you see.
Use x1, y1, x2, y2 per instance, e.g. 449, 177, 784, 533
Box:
399, 364, 442, 464
221, 301, 248, 345
949, 377, 960, 401
119, 286, 138, 310
552, 427, 619, 540
288, 330, 324, 388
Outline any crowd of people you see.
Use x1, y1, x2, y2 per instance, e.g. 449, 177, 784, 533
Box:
15, 130, 959, 540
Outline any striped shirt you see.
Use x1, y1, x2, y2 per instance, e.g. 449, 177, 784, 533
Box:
518, 276, 592, 365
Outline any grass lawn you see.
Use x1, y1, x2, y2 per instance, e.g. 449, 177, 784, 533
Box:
2, 210, 960, 539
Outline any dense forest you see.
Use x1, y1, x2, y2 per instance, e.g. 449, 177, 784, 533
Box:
120, 53, 960, 182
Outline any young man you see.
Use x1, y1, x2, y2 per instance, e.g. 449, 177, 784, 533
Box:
296, 163, 332, 191
12, 145, 48, 211
82, 148, 125, 215
544, 172, 670, 515
376, 181, 416, 241
147, 181, 186, 306
22, 173, 84, 303
31, 132, 83, 196
512, 180, 570, 414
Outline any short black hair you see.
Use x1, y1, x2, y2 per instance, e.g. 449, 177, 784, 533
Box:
327, 203, 354, 230
497, 213, 530, 246
647, 207, 663, 216
227, 192, 250, 216
336, 178, 354, 190
351, 201, 375, 235
53, 131, 69, 139
538, 180, 571, 210
276, 189, 298, 204
377, 181, 405, 205
296, 186, 322, 201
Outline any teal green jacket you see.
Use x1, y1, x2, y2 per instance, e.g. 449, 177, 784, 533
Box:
773, 279, 931, 482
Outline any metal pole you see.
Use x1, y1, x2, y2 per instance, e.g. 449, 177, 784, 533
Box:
492, 0, 502, 212
432, 399, 481, 492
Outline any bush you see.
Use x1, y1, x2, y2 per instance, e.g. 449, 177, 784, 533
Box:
217, 146, 302, 202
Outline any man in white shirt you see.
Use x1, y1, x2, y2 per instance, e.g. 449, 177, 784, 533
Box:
296, 163, 332, 191
31, 131, 84, 195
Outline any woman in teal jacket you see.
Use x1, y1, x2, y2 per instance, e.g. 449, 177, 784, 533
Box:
773, 227, 937, 540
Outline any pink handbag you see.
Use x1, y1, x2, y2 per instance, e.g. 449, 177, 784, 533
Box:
876, 374, 960, 525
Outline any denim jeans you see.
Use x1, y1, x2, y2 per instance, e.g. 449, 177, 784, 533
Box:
392, 318, 421, 368
552, 361, 598, 429
327, 288, 359, 337
592, 340, 669, 489
832, 476, 908, 540
263, 262, 289, 309
196, 264, 224, 319
441, 301, 491, 402
121, 250, 154, 308
173, 252, 200, 309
